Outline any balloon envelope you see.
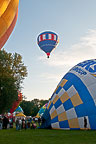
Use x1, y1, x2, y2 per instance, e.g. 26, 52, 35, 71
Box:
37, 31, 59, 58
42, 59, 96, 130
10, 91, 22, 113
0, 0, 19, 49
15, 106, 23, 113
36, 103, 48, 118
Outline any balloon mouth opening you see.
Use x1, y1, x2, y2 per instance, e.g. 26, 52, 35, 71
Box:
47, 53, 50, 58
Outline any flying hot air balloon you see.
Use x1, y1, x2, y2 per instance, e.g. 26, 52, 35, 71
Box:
0, 0, 19, 50
37, 31, 59, 58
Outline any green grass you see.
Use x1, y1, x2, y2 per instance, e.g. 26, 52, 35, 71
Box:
0, 129, 96, 144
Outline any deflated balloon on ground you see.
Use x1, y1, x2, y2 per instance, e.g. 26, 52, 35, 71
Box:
42, 59, 96, 130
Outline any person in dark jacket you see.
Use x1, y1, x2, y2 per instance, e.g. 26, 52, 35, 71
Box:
84, 116, 87, 129
3, 116, 9, 129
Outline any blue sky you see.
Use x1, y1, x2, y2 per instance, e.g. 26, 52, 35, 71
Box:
4, 0, 96, 100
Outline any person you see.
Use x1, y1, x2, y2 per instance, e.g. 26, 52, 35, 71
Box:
18, 118, 22, 130
25, 118, 27, 130
84, 116, 87, 129
16, 118, 19, 130
38, 117, 41, 127
0, 117, 3, 130
9, 118, 13, 128
3, 116, 9, 129
22, 118, 25, 129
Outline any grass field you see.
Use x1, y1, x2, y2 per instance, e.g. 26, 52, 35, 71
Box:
0, 128, 96, 144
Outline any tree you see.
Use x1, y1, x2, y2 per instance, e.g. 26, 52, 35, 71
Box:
0, 49, 27, 113
20, 99, 49, 116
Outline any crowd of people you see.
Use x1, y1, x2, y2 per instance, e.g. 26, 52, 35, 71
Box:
0, 115, 42, 131
15, 117, 37, 130
0, 116, 12, 129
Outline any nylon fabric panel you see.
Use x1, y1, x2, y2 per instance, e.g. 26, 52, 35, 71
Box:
0, 8, 18, 49
70, 93, 83, 107
0, 0, 19, 38
58, 111, 67, 121
51, 122, 60, 129
56, 104, 65, 115
68, 118, 79, 128
0, 0, 11, 16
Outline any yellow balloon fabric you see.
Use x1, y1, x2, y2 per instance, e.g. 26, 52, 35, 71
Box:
0, 0, 19, 38
0, 0, 11, 16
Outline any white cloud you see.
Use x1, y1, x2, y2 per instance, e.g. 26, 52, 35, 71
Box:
40, 73, 63, 82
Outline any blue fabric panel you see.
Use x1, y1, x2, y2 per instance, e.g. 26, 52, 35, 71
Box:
39, 40, 56, 53
59, 120, 69, 128
48, 102, 53, 111
63, 80, 72, 91
74, 81, 92, 102
84, 101, 96, 116
41, 109, 51, 128
63, 99, 73, 111
39, 40, 56, 46
54, 99, 62, 109
75, 104, 87, 117
56, 86, 62, 94
40, 45, 55, 53
39, 31, 57, 35
51, 116, 58, 123
89, 115, 96, 130
70, 128, 80, 130
46, 34, 48, 39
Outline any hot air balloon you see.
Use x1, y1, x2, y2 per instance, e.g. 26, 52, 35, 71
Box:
10, 91, 22, 113
0, 0, 19, 50
15, 106, 23, 113
41, 59, 96, 130
36, 103, 48, 118
37, 31, 59, 58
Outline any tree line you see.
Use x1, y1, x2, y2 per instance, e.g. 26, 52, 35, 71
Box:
0, 49, 49, 116
0, 49, 27, 114
20, 99, 49, 116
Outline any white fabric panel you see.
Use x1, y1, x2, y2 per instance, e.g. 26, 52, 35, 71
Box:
88, 83, 96, 101
61, 128, 70, 130
56, 104, 65, 115
78, 116, 90, 129
66, 108, 77, 120
43, 34, 46, 40
94, 98, 96, 106
49, 34, 52, 39
58, 88, 65, 98
49, 105, 55, 115
67, 85, 77, 98
86, 116, 91, 129
51, 122, 60, 129
54, 35, 56, 40
82, 73, 96, 87
78, 117, 84, 128
39, 36, 41, 42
